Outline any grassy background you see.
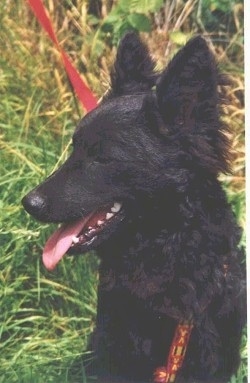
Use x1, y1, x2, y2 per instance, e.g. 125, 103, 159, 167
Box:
0, 1, 246, 382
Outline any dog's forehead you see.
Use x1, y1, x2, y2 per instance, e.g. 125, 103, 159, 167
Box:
74, 94, 145, 140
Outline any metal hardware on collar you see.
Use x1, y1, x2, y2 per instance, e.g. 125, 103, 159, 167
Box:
153, 320, 193, 383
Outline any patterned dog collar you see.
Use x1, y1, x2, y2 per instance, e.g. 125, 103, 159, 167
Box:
153, 321, 193, 383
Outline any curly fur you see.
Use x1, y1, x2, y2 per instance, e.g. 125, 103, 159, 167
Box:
22, 33, 246, 383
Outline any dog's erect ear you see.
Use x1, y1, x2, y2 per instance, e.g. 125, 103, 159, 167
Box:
156, 36, 219, 131
155, 37, 231, 174
109, 32, 156, 96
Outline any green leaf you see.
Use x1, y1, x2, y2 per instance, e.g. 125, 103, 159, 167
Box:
202, 0, 234, 13
130, 0, 164, 13
91, 37, 106, 59
102, 13, 121, 32
104, 13, 122, 24
169, 31, 189, 46
127, 13, 151, 32
211, 0, 234, 13
119, 0, 132, 13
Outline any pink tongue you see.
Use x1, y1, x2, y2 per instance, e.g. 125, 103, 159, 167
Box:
42, 215, 92, 271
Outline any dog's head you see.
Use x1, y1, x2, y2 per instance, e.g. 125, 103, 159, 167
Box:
22, 32, 230, 270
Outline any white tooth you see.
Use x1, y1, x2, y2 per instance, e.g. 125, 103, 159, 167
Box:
72, 236, 79, 244
111, 202, 122, 213
97, 220, 104, 226
106, 212, 114, 220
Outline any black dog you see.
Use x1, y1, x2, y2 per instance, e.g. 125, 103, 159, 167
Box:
22, 33, 245, 382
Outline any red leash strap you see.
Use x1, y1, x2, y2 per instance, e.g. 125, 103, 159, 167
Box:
27, 0, 98, 112
154, 321, 193, 383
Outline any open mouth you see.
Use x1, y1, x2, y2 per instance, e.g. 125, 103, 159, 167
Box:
70, 202, 124, 252
42, 202, 124, 271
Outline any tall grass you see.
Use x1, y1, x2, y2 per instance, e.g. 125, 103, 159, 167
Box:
0, 3, 98, 382
0, 1, 245, 383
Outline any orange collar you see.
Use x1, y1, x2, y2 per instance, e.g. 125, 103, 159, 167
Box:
153, 321, 193, 383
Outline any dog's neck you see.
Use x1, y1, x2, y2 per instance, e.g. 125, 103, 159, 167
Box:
97, 175, 226, 264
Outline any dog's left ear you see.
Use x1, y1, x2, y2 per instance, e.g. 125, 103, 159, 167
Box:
156, 36, 219, 131
153, 37, 231, 174
109, 32, 156, 96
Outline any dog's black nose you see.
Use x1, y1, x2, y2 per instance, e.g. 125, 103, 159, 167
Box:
22, 190, 47, 219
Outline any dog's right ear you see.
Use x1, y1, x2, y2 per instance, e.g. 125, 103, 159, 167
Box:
108, 32, 156, 97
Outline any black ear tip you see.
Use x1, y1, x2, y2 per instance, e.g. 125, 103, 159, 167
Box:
119, 31, 140, 45
117, 31, 143, 54
186, 35, 210, 50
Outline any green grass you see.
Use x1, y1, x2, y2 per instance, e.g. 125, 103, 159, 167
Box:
0, 4, 98, 382
0, 2, 246, 383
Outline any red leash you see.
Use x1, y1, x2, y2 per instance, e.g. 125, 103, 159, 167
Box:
27, 0, 97, 112
154, 321, 193, 383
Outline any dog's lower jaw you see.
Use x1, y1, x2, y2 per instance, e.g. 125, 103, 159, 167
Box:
67, 206, 125, 255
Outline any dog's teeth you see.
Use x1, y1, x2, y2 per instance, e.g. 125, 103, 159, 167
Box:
72, 236, 80, 244
106, 212, 114, 220
97, 220, 104, 226
85, 229, 96, 238
111, 202, 122, 213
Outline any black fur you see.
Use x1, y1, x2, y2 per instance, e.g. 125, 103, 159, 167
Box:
22, 33, 246, 382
